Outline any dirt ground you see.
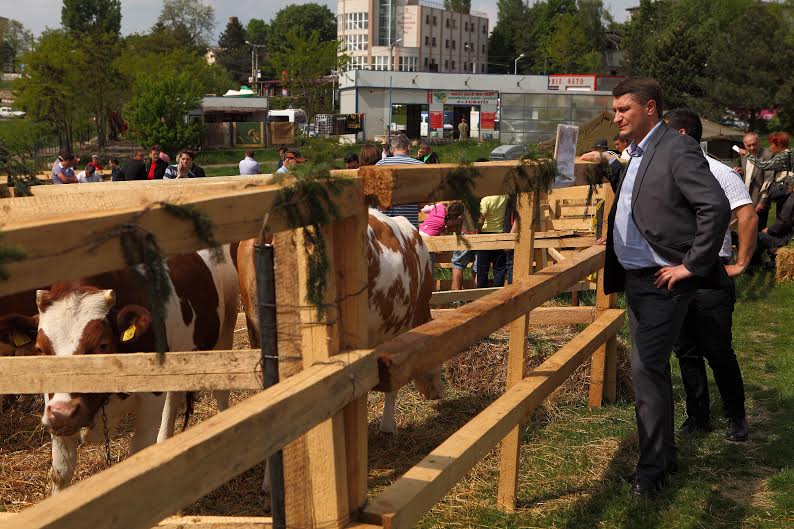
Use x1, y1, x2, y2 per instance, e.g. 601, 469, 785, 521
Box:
0, 310, 629, 516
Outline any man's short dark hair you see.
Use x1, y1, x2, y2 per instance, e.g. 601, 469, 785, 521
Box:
285, 147, 302, 158
150, 144, 161, 152
110, 158, 119, 165
665, 108, 703, 143
612, 77, 664, 118
344, 152, 359, 164
245, 149, 255, 157
419, 140, 431, 149
180, 150, 196, 160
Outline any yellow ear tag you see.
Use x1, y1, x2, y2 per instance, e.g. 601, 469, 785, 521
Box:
12, 332, 31, 347
122, 324, 136, 342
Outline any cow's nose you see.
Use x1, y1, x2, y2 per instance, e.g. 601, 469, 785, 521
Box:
45, 401, 81, 432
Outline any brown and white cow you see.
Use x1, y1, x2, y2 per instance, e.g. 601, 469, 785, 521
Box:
16, 246, 239, 493
238, 208, 442, 435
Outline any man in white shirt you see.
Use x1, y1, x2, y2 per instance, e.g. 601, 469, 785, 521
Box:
76, 163, 102, 183
239, 149, 261, 175
665, 108, 755, 443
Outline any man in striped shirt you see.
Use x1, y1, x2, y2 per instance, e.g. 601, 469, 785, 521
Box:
665, 108, 756, 443
376, 134, 424, 227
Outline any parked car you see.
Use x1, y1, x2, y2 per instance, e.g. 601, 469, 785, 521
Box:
0, 107, 25, 118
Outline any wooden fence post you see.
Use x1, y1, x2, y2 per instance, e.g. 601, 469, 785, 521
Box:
496, 191, 539, 512
588, 185, 618, 407
274, 214, 366, 529
332, 207, 371, 514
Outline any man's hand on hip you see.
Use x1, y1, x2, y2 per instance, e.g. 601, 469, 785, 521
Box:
654, 264, 694, 290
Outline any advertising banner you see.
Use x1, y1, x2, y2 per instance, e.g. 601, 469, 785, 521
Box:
429, 111, 444, 130
480, 111, 496, 130
427, 90, 498, 106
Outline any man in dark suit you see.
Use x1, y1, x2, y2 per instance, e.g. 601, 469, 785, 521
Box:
736, 132, 773, 228
586, 78, 731, 497
120, 150, 147, 181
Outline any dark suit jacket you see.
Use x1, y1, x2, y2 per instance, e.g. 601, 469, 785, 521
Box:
604, 124, 731, 293
740, 148, 773, 205
121, 159, 146, 181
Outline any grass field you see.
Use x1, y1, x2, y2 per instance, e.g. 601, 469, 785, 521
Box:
410, 274, 793, 529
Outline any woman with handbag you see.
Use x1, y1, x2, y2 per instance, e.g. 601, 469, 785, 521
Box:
739, 132, 793, 224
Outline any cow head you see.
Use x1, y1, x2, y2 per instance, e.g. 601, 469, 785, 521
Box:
36, 285, 152, 437
0, 313, 39, 358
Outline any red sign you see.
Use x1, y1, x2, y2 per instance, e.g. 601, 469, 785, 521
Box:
429, 111, 444, 130
480, 112, 496, 130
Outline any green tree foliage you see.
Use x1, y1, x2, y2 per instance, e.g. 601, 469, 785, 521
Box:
0, 19, 34, 73
623, 0, 794, 128
490, 0, 611, 74
444, 0, 471, 13
267, 3, 336, 53
14, 30, 87, 150
269, 31, 347, 118
61, 0, 122, 35
487, 0, 526, 73
216, 16, 250, 85
155, 0, 215, 49
125, 74, 205, 155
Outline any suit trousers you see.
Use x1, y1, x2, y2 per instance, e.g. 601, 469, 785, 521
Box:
625, 269, 697, 481
673, 280, 745, 422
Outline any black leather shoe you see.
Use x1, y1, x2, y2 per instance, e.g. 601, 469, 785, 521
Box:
726, 417, 749, 442
628, 476, 661, 498
678, 416, 712, 435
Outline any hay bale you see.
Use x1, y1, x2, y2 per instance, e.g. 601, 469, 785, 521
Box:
775, 246, 794, 284
443, 323, 633, 409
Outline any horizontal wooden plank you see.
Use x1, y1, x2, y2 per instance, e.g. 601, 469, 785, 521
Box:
363, 309, 625, 529
28, 175, 281, 195
0, 179, 364, 297
429, 280, 597, 307
545, 218, 594, 231
0, 508, 276, 527
0, 350, 268, 393
422, 233, 595, 253
374, 245, 606, 392
3, 349, 379, 529
431, 305, 595, 325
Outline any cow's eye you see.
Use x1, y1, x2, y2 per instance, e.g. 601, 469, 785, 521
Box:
97, 343, 111, 353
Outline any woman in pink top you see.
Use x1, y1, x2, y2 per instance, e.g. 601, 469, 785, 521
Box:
419, 203, 447, 236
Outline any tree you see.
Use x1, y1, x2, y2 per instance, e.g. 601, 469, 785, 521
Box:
125, 73, 206, 155
156, 0, 215, 49
267, 3, 336, 53
0, 19, 34, 73
269, 30, 347, 118
487, 0, 526, 73
217, 17, 250, 85
444, 0, 471, 13
61, 0, 122, 35
542, 13, 600, 73
14, 30, 88, 151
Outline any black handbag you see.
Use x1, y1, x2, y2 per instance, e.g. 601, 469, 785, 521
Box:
764, 150, 793, 201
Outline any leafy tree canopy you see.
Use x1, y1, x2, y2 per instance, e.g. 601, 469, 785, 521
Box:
155, 0, 215, 49
125, 73, 206, 155
217, 16, 250, 85
61, 0, 122, 35
267, 3, 336, 52
444, 0, 471, 14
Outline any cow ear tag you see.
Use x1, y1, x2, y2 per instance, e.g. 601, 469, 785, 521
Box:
12, 331, 31, 347
122, 324, 136, 342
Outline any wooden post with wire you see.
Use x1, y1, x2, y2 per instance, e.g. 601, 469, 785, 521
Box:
589, 184, 619, 406
273, 201, 369, 528
496, 191, 540, 511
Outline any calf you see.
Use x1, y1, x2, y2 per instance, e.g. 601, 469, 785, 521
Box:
238, 208, 442, 434
20, 246, 239, 493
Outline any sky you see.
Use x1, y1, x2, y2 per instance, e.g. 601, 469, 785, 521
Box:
3, 0, 636, 40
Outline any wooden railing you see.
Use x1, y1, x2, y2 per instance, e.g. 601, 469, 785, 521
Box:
0, 161, 622, 529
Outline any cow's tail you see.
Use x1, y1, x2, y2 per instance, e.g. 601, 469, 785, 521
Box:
182, 392, 195, 432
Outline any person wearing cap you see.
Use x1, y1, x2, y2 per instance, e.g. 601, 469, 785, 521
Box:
276, 148, 304, 174
88, 154, 104, 173
51, 154, 78, 184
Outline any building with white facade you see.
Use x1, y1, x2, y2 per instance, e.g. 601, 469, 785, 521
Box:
337, 0, 489, 73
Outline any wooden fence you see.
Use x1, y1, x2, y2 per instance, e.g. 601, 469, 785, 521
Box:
0, 161, 622, 529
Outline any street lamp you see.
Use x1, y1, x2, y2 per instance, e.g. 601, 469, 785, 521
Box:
245, 40, 266, 94
389, 38, 403, 72
514, 53, 526, 75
